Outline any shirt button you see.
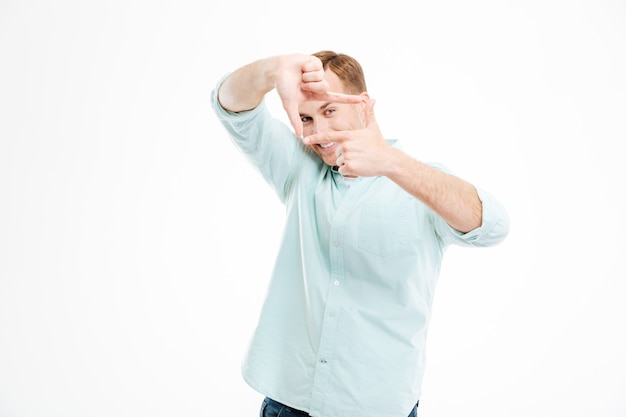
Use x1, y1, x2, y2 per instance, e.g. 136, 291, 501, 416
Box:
332, 240, 340, 247
333, 280, 340, 286
329, 311, 336, 317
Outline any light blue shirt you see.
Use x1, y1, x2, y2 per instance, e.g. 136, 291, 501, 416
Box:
211, 78, 510, 417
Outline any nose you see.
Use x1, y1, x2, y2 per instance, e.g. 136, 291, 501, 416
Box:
312, 118, 328, 135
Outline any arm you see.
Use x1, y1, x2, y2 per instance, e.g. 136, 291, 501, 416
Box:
216, 57, 276, 113
383, 150, 482, 233
303, 99, 483, 233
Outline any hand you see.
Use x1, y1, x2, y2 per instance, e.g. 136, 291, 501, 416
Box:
303, 99, 397, 177
273, 54, 362, 137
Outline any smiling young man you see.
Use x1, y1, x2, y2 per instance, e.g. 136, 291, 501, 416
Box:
211, 50, 510, 417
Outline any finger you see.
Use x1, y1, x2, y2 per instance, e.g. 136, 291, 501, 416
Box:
335, 145, 345, 166
283, 100, 303, 137
301, 79, 330, 94
303, 131, 343, 145
302, 55, 323, 72
301, 69, 326, 84
337, 163, 349, 176
322, 91, 364, 104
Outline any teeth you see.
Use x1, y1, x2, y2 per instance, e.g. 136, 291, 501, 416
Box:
320, 142, 335, 149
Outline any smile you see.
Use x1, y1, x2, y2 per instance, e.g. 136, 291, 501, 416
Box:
320, 142, 336, 149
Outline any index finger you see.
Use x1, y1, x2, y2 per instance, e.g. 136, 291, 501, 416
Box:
310, 90, 363, 104
303, 130, 345, 145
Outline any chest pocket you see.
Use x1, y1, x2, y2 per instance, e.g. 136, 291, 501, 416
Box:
357, 202, 412, 257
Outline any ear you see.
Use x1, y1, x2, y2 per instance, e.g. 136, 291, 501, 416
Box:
358, 92, 371, 119
358, 93, 376, 125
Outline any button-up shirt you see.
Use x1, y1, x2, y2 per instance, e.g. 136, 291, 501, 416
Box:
211, 78, 510, 417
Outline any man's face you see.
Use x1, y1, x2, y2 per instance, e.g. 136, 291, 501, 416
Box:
298, 69, 366, 167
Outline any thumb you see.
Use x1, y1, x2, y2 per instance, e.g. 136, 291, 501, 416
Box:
284, 100, 303, 137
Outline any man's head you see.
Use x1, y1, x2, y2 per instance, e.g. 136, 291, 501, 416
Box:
299, 51, 370, 167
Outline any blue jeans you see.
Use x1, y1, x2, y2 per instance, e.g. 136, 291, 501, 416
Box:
260, 397, 418, 417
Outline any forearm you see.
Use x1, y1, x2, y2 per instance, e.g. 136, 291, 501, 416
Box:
217, 57, 277, 113
384, 149, 483, 233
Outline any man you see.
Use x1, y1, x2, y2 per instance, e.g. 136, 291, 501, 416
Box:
211, 50, 510, 417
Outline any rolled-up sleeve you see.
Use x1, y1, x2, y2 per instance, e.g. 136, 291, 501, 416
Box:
438, 186, 510, 247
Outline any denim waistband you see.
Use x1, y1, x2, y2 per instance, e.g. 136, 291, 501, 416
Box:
264, 397, 418, 416
265, 397, 309, 415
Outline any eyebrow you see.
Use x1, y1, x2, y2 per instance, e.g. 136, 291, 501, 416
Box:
300, 101, 334, 117
318, 102, 333, 111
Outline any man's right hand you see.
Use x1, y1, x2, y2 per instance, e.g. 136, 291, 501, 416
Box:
274, 54, 362, 137
218, 54, 362, 138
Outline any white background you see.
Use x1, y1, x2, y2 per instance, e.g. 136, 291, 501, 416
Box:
1, 0, 625, 416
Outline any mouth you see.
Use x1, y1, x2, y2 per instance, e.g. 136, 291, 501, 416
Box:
319, 142, 336, 150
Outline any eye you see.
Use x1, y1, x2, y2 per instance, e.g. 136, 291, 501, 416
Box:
301, 116, 312, 123
324, 108, 336, 116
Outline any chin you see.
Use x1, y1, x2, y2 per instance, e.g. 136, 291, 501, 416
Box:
323, 158, 338, 167
314, 153, 336, 167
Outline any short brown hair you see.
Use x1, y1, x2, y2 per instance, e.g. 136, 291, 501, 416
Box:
312, 50, 367, 94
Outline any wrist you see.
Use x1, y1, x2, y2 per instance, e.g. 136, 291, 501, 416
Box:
381, 147, 411, 178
